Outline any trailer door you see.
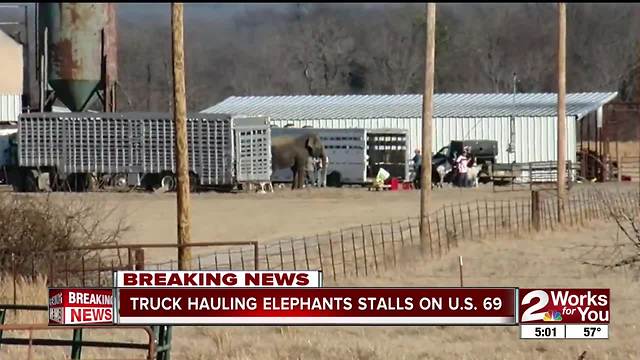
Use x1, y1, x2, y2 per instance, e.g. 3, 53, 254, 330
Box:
366, 131, 409, 180
233, 116, 272, 184
320, 130, 366, 184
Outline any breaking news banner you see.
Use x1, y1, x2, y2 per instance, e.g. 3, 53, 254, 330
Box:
49, 271, 322, 325
518, 288, 610, 340
48, 272, 611, 340
48, 288, 114, 326
114, 287, 516, 325
113, 270, 323, 288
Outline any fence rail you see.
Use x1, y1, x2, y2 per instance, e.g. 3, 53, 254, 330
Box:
1, 242, 259, 293
0, 304, 171, 360
0, 323, 156, 360
492, 160, 577, 192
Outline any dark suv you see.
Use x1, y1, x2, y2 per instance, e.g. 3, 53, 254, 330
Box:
431, 140, 498, 184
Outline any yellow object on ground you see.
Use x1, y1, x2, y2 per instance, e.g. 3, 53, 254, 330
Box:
370, 168, 390, 191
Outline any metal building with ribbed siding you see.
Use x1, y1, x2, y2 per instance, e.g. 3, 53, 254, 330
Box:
0, 29, 22, 123
202, 92, 617, 164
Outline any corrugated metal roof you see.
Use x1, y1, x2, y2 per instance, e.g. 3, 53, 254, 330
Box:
202, 92, 618, 120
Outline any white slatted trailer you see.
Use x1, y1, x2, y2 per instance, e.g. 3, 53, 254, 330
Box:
12, 112, 271, 191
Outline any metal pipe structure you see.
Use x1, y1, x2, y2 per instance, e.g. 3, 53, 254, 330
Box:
508, 72, 517, 163
172, 3, 192, 270
420, 2, 436, 253
104, 3, 118, 112
557, 3, 567, 223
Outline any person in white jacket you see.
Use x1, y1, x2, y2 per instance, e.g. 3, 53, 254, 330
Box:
455, 146, 471, 187
316, 155, 329, 187
304, 156, 315, 187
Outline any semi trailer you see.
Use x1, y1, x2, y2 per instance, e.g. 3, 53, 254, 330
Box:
5, 112, 272, 192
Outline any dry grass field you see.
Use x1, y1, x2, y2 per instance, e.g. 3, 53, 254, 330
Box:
1, 183, 638, 359
13, 184, 539, 262
2, 222, 638, 359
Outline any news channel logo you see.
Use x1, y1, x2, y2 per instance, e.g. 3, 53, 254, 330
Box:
519, 288, 609, 324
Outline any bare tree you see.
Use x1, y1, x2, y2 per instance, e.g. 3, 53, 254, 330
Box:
581, 190, 640, 273
113, 3, 640, 111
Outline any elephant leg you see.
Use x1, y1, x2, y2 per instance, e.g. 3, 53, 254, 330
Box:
297, 166, 305, 189
291, 166, 297, 190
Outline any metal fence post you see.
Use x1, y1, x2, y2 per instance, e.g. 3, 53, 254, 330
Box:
135, 249, 145, 270
11, 253, 16, 308
531, 190, 541, 231
253, 241, 259, 271
0, 309, 5, 348
328, 232, 337, 282
154, 325, 173, 360
71, 328, 83, 360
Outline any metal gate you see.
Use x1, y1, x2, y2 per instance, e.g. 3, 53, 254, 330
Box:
233, 116, 272, 183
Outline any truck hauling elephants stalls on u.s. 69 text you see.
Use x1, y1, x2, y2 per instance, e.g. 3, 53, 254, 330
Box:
4, 112, 272, 192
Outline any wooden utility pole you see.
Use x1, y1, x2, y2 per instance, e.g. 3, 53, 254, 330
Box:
420, 3, 436, 252
557, 2, 567, 223
172, 3, 192, 269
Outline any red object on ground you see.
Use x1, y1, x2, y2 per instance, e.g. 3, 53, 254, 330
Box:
402, 181, 413, 190
390, 177, 399, 191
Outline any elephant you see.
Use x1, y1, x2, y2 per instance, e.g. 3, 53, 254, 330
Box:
271, 133, 326, 190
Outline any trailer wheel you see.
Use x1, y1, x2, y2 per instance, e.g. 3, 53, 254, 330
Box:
478, 170, 492, 184
67, 173, 96, 192
10, 170, 24, 192
85, 174, 98, 192
326, 171, 342, 188
160, 173, 176, 192
141, 173, 161, 192
189, 173, 200, 193
21, 170, 38, 192
111, 173, 128, 191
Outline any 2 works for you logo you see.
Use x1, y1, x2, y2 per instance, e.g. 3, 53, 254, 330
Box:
519, 288, 610, 324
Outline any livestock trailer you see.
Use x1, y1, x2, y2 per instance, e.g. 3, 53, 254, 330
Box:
271, 127, 409, 186
8, 112, 271, 192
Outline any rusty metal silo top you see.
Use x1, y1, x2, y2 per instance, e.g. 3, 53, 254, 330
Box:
39, 3, 108, 111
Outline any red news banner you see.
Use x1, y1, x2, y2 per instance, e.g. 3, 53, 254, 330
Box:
115, 287, 516, 325
49, 288, 114, 325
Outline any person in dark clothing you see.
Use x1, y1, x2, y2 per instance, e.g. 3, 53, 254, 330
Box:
412, 149, 422, 189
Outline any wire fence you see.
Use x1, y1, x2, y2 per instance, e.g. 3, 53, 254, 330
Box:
180, 186, 640, 282
2, 186, 638, 291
